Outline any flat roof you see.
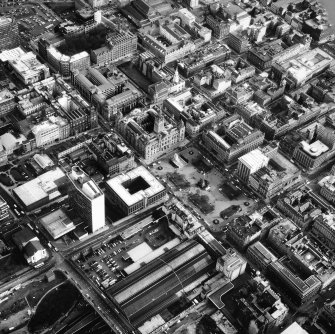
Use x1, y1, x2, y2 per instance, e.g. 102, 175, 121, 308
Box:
106, 166, 165, 207
13, 168, 65, 207
208, 282, 234, 309
280, 322, 309, 334
127, 242, 152, 262
238, 149, 269, 172
40, 208, 75, 239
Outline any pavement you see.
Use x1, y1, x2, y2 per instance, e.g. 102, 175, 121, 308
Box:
150, 146, 256, 232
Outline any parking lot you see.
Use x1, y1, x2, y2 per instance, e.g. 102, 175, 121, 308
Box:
73, 216, 177, 290
73, 222, 161, 290
149, 146, 257, 232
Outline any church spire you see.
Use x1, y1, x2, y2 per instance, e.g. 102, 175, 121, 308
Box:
172, 66, 180, 84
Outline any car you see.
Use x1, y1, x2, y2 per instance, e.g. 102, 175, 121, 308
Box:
244, 202, 250, 206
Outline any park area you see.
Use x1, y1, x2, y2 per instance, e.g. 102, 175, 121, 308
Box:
150, 147, 256, 232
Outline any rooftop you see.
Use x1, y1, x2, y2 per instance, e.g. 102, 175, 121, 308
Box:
106, 166, 165, 207
40, 208, 75, 240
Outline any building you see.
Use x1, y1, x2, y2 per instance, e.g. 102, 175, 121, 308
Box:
247, 241, 278, 272
0, 195, 9, 221
227, 208, 280, 250
105, 166, 166, 215
31, 116, 70, 147
280, 322, 309, 334
216, 248, 247, 281
268, 258, 322, 305
178, 41, 230, 78
24, 240, 48, 266
102, 87, 144, 121
312, 214, 335, 249
12, 227, 38, 250
228, 30, 251, 54
91, 31, 137, 65
236, 276, 288, 333
68, 166, 105, 233
0, 47, 50, 85
13, 168, 67, 211
116, 107, 185, 162
254, 95, 331, 140
40, 209, 76, 240
285, 234, 335, 289
107, 240, 215, 325
319, 175, 335, 204
46, 47, 90, 77
202, 115, 264, 166
87, 132, 135, 176
267, 219, 300, 256
246, 148, 301, 201
193, 64, 232, 98
206, 15, 230, 39
277, 187, 330, 230
139, 20, 195, 64
163, 89, 225, 137
247, 39, 309, 70
320, 301, 335, 328
163, 198, 204, 238
272, 48, 333, 89
71, 66, 128, 106
0, 16, 20, 51
0, 89, 16, 117
237, 149, 269, 183
291, 116, 335, 171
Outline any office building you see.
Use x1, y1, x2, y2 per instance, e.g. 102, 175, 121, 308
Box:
105, 166, 166, 215
0, 16, 20, 51
31, 116, 70, 147
237, 149, 269, 183
71, 66, 128, 106
268, 258, 322, 305
0, 47, 50, 85
91, 31, 137, 65
216, 248, 247, 281
247, 241, 278, 272
228, 30, 251, 54
68, 166, 105, 233
47, 47, 90, 77
202, 115, 264, 166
